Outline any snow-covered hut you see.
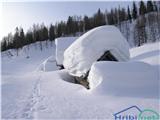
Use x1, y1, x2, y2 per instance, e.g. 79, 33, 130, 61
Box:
63, 26, 130, 88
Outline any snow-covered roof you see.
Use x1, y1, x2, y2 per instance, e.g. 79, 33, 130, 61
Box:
63, 25, 130, 77
55, 37, 78, 65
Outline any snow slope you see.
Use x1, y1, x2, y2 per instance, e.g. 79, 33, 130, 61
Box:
1, 41, 56, 75
118, 12, 160, 47
1, 41, 160, 119
63, 25, 130, 77
130, 42, 160, 66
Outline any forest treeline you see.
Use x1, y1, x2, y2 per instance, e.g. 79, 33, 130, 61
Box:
1, 1, 160, 51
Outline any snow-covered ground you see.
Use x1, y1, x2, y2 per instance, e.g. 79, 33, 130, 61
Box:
1, 41, 160, 119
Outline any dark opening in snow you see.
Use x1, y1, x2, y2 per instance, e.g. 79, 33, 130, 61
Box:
97, 51, 118, 61
58, 65, 64, 70
73, 51, 118, 90
59, 70, 90, 89
75, 76, 90, 89
59, 71, 76, 84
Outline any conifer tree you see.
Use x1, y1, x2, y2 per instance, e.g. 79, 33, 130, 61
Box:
139, 1, 147, 15
132, 2, 138, 19
127, 6, 132, 22
147, 1, 154, 13
49, 24, 55, 41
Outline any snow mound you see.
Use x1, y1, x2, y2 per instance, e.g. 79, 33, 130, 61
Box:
88, 61, 159, 98
55, 37, 78, 66
63, 25, 130, 77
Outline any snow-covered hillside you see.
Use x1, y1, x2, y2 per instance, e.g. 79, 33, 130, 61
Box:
117, 12, 160, 47
1, 41, 160, 119
1, 41, 57, 75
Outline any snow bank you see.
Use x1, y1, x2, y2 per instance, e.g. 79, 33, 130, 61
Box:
55, 37, 78, 66
63, 25, 130, 77
88, 61, 159, 98
130, 42, 160, 65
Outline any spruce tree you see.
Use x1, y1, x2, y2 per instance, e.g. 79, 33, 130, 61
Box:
25, 31, 33, 45
147, 1, 154, 13
13, 27, 21, 55
139, 1, 147, 15
20, 28, 25, 48
1, 37, 7, 51
13, 27, 20, 49
94, 8, 105, 27
153, 1, 158, 12
84, 16, 90, 31
107, 9, 115, 25
42, 26, 49, 40
56, 23, 63, 37
67, 16, 74, 35
132, 1, 138, 19
127, 6, 132, 22
49, 24, 55, 41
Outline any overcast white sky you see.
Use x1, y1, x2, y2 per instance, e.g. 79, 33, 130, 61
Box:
1, 1, 134, 40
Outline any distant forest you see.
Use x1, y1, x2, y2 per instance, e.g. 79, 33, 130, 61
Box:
1, 1, 160, 51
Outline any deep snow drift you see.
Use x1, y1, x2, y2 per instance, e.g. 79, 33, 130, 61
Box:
55, 37, 78, 66
63, 25, 130, 77
87, 41, 160, 98
1, 41, 160, 119
88, 61, 159, 98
